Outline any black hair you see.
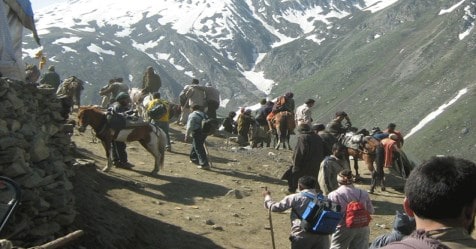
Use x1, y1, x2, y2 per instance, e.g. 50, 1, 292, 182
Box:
405, 156, 476, 220
298, 176, 316, 189
228, 111, 236, 118
332, 143, 346, 152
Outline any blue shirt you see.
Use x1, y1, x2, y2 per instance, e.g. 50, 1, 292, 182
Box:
186, 110, 206, 137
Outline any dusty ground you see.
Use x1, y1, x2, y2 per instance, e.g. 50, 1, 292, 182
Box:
67, 121, 409, 249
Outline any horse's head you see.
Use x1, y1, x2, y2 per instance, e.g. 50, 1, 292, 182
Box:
77, 106, 104, 132
77, 107, 88, 132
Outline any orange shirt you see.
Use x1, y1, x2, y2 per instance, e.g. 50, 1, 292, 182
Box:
381, 138, 397, 168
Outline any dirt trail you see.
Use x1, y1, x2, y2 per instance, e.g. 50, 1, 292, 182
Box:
68, 122, 407, 249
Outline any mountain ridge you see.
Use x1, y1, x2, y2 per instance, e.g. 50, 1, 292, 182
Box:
23, 0, 476, 161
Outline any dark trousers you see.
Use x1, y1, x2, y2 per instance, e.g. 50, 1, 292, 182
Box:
153, 120, 171, 147
111, 141, 127, 163
190, 130, 208, 166
206, 100, 219, 119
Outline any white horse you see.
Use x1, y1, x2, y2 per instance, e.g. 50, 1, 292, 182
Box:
129, 87, 151, 119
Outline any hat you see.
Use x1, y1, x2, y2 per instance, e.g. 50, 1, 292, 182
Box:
335, 111, 347, 117
388, 123, 396, 129
48, 65, 55, 71
192, 78, 199, 84
260, 99, 267, 105
297, 123, 311, 133
311, 123, 325, 131
337, 169, 353, 185
305, 98, 315, 105
115, 92, 130, 101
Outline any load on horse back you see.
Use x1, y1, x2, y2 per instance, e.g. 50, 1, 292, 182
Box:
338, 128, 384, 190
77, 106, 166, 175
271, 111, 296, 150
56, 76, 84, 111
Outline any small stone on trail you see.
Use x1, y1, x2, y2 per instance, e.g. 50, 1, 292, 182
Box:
190, 206, 199, 209
212, 225, 224, 231
205, 219, 215, 225
175, 207, 183, 210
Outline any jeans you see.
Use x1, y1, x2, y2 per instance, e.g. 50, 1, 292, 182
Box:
190, 130, 208, 166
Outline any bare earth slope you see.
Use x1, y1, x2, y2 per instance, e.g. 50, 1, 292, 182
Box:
68, 123, 408, 249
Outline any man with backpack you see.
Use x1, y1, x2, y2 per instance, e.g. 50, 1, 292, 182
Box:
263, 176, 332, 249
185, 105, 209, 169
327, 169, 374, 249
147, 92, 171, 152
381, 156, 476, 249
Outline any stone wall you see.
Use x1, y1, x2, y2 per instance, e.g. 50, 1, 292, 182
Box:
0, 77, 75, 246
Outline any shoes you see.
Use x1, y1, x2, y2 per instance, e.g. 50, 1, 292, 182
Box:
115, 162, 134, 169
197, 164, 211, 170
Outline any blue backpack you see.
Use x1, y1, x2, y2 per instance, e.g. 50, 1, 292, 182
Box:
296, 192, 343, 235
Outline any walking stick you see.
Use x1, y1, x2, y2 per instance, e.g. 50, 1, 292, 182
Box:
265, 187, 276, 249
203, 141, 213, 168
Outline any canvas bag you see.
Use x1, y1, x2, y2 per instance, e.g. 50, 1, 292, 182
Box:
148, 102, 167, 120
296, 192, 343, 234
343, 191, 371, 228
197, 113, 218, 135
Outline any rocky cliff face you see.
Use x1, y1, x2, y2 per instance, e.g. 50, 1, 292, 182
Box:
0, 78, 75, 246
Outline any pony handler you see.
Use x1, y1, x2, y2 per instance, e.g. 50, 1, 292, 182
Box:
77, 106, 166, 175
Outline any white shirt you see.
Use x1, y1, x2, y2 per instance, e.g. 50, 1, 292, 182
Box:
295, 103, 312, 126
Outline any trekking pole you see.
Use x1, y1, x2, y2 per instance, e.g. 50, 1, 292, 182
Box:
204, 141, 213, 168
264, 187, 276, 249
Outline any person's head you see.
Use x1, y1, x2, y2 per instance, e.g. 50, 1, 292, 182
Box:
335, 111, 347, 119
387, 123, 396, 132
305, 98, 315, 106
297, 123, 310, 134
337, 169, 353, 185
284, 92, 293, 99
48, 65, 55, 72
403, 156, 476, 233
152, 92, 161, 99
115, 77, 123, 82
228, 111, 236, 118
192, 78, 199, 84
115, 92, 130, 104
244, 109, 252, 115
332, 143, 347, 159
146, 66, 154, 74
260, 99, 267, 105
311, 123, 326, 133
298, 176, 316, 190
191, 105, 201, 111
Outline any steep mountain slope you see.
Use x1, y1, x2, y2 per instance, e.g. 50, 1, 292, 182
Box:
23, 0, 476, 161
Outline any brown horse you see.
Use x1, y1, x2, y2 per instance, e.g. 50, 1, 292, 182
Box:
271, 111, 295, 150
56, 76, 84, 111
77, 106, 166, 175
346, 136, 381, 175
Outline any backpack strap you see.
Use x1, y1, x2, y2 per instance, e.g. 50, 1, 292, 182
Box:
292, 192, 322, 219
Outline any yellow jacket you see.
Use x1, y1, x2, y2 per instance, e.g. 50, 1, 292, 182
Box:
147, 99, 169, 122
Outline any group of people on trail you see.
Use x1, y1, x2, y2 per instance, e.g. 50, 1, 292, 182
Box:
265, 156, 476, 249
